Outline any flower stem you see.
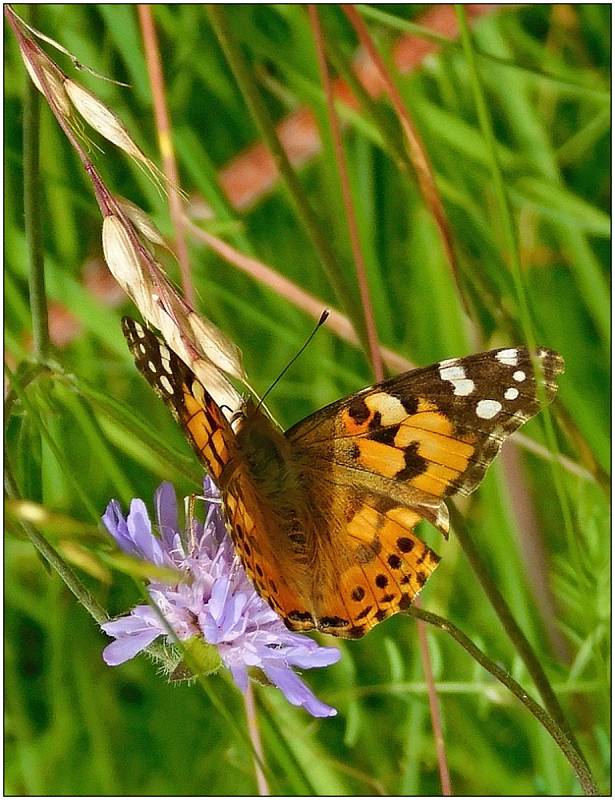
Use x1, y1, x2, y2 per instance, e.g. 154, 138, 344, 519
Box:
244, 683, 269, 796
137, 5, 195, 307
449, 504, 589, 771
414, 598, 452, 795
405, 605, 598, 796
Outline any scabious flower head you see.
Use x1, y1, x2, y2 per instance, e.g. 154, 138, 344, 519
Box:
101, 478, 340, 718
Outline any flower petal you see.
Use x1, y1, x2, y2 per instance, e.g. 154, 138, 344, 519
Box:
282, 643, 341, 669
263, 665, 337, 718
208, 577, 231, 622
155, 482, 179, 552
127, 499, 165, 565
102, 500, 132, 552
102, 627, 161, 665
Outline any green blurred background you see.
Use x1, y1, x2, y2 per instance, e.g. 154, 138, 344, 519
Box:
4, 4, 610, 795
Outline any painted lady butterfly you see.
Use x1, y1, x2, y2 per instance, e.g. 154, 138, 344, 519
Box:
123, 317, 564, 638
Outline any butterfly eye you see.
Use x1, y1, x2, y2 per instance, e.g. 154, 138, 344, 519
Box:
225, 407, 246, 430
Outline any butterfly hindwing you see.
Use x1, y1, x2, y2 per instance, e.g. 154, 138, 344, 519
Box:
311, 490, 441, 637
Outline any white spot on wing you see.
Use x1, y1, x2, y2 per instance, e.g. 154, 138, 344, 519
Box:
453, 380, 475, 396
160, 375, 174, 394
138, 343, 147, 354
438, 357, 459, 369
476, 399, 502, 419
496, 348, 518, 367
365, 392, 406, 426
148, 361, 157, 373
439, 365, 465, 381
439, 365, 475, 397
504, 387, 519, 401
513, 370, 526, 382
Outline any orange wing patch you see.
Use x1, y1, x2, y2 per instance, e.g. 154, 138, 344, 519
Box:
341, 396, 480, 501
313, 493, 440, 638
181, 381, 230, 481
224, 471, 317, 633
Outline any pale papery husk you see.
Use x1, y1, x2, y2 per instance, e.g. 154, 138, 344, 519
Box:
102, 215, 243, 414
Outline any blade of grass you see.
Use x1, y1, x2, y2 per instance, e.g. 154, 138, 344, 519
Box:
23, 6, 50, 361
455, 4, 586, 596
55, 388, 138, 503
5, 464, 108, 625
309, 6, 383, 381
60, 372, 203, 485
206, 5, 371, 366
342, 5, 466, 317
6, 366, 100, 521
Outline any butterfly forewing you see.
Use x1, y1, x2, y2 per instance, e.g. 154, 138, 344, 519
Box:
287, 346, 564, 637
122, 317, 315, 629
122, 317, 233, 483
288, 346, 564, 502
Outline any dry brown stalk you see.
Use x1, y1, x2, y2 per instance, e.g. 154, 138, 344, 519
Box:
218, 5, 497, 209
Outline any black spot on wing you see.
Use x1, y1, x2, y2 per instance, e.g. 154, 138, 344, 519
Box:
386, 390, 419, 416
395, 441, 427, 481
368, 424, 399, 446
348, 396, 370, 424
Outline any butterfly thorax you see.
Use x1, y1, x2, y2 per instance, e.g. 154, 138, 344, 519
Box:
229, 403, 290, 488
222, 401, 310, 555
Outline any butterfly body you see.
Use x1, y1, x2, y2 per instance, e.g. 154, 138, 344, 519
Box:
122, 317, 564, 639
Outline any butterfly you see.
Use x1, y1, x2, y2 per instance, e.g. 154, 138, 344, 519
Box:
122, 316, 564, 639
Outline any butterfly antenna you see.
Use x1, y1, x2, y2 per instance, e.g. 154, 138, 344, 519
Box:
255, 310, 330, 414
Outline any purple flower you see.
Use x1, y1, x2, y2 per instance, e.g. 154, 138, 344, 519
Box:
101, 478, 340, 718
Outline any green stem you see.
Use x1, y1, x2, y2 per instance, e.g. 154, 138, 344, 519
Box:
5, 465, 108, 624
206, 5, 370, 363
449, 504, 586, 765
405, 605, 598, 796
22, 5, 50, 361
455, 6, 534, 349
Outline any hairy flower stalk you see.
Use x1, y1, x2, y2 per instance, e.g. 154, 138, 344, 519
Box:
101, 479, 340, 718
